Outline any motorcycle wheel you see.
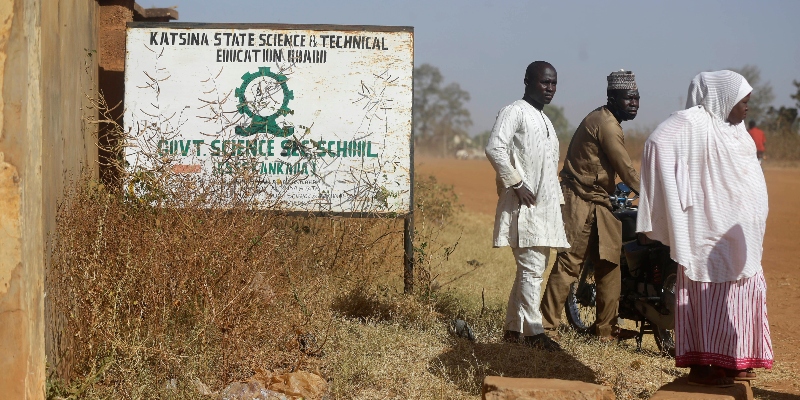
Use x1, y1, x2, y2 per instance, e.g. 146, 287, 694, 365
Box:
566, 261, 597, 332
655, 272, 677, 357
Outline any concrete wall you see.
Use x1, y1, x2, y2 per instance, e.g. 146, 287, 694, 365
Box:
0, 0, 99, 397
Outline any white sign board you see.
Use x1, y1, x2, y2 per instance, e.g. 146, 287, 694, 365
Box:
124, 23, 413, 214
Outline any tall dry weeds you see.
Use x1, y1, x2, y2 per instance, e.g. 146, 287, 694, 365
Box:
46, 75, 464, 398
48, 178, 410, 397
764, 132, 800, 162
46, 69, 455, 399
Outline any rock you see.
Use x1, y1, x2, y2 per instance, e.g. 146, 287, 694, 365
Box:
649, 376, 753, 400
252, 370, 328, 400
482, 376, 615, 400
191, 378, 215, 396
218, 380, 290, 400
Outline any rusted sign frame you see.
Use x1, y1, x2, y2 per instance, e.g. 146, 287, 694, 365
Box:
128, 22, 413, 32
125, 22, 416, 293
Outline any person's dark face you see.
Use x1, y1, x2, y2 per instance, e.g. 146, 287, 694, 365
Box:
728, 93, 750, 125
524, 66, 557, 108
609, 89, 640, 121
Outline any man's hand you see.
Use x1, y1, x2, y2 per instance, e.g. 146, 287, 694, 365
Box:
513, 184, 536, 207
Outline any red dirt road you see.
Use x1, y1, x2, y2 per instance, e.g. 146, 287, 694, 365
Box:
416, 157, 800, 369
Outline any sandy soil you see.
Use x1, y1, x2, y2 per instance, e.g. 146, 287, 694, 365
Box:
416, 157, 800, 394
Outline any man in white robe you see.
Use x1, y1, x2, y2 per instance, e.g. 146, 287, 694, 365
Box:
485, 61, 570, 351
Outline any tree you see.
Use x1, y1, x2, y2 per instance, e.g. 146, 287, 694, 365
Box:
473, 130, 492, 150
764, 106, 798, 134
413, 64, 445, 144
413, 64, 472, 156
732, 65, 775, 124
761, 79, 800, 135
543, 104, 572, 139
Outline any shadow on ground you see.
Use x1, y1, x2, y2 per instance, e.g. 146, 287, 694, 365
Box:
430, 338, 597, 395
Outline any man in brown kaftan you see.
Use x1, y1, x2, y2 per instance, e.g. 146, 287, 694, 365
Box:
540, 70, 641, 340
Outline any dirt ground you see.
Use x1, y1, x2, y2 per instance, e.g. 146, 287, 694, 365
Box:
416, 157, 800, 394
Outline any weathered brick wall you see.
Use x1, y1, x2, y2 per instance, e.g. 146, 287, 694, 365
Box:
98, 0, 133, 186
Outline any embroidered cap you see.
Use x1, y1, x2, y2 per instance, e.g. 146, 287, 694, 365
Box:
607, 69, 637, 91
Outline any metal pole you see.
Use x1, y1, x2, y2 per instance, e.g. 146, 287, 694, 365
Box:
403, 212, 414, 294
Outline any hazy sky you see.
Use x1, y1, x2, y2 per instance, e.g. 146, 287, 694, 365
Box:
146, 0, 800, 135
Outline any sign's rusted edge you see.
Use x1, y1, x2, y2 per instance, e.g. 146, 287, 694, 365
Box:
127, 22, 414, 33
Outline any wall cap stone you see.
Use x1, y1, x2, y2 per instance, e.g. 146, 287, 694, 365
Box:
482, 376, 615, 400
650, 376, 753, 400
133, 3, 178, 21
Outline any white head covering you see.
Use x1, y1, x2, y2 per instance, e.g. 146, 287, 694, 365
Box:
686, 70, 753, 121
636, 71, 766, 283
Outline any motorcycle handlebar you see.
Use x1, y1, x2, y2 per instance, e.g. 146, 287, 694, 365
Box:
609, 192, 638, 209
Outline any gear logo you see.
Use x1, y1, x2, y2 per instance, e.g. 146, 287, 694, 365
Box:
235, 67, 295, 137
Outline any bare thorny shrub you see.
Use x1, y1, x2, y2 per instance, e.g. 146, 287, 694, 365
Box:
50, 181, 409, 396
411, 175, 463, 297
47, 62, 462, 398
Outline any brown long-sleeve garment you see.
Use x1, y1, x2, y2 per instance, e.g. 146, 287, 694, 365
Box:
559, 106, 640, 263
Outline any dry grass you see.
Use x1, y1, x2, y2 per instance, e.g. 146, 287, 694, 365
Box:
47, 179, 408, 398
48, 176, 799, 399
45, 157, 462, 399
764, 133, 800, 163
408, 208, 799, 399
47, 87, 798, 398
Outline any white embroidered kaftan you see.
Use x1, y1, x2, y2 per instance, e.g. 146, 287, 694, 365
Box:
485, 100, 570, 250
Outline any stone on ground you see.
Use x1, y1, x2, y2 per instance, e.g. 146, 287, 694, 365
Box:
649, 377, 753, 400
482, 376, 615, 400
218, 380, 290, 400
218, 370, 328, 400
252, 369, 328, 399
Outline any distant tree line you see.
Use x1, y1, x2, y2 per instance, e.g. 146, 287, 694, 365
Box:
413, 64, 472, 157
413, 63, 572, 157
413, 64, 798, 158
733, 65, 799, 135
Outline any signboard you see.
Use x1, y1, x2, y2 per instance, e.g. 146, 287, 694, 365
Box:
123, 23, 413, 214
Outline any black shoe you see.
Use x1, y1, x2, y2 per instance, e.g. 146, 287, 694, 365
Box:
524, 333, 563, 351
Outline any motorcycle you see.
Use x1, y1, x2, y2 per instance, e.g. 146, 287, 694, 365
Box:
564, 182, 677, 356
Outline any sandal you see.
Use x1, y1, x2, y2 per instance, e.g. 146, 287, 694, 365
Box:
687, 366, 735, 388
524, 333, 563, 352
725, 368, 757, 381
596, 326, 639, 343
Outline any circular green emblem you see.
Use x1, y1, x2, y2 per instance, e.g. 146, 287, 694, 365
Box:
235, 67, 294, 137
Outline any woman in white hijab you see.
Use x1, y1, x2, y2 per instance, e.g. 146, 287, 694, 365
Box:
637, 70, 772, 387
